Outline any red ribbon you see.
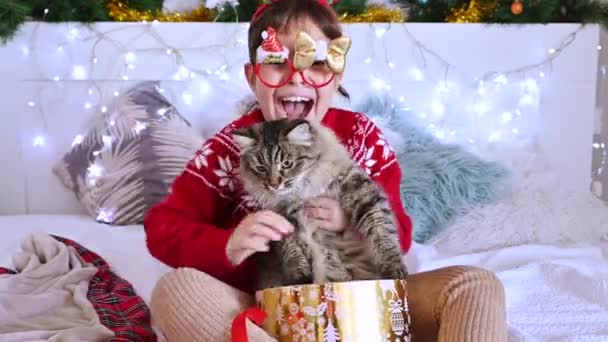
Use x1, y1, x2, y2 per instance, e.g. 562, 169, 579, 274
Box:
231, 307, 268, 342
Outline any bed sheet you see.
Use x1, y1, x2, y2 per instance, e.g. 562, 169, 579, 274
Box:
3, 215, 607, 342
409, 242, 608, 342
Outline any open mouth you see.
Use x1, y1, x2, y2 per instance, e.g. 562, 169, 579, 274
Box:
279, 96, 314, 119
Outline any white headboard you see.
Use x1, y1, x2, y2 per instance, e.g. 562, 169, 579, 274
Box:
0, 22, 604, 215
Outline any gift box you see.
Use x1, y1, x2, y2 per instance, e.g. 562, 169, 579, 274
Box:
255, 279, 411, 342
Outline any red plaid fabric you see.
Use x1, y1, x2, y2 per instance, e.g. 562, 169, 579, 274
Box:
0, 235, 157, 342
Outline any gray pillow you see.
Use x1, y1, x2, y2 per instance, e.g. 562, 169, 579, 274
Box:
53, 81, 203, 225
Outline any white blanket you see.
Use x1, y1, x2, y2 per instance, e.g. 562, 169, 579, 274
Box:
407, 242, 608, 342
0, 233, 115, 341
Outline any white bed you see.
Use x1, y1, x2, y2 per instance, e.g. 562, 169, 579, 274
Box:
2, 213, 607, 342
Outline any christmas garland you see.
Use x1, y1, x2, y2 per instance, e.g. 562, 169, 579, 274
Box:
1, 0, 607, 43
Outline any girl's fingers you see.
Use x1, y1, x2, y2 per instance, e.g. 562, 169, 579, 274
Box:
249, 224, 282, 241
241, 234, 271, 252
256, 211, 295, 235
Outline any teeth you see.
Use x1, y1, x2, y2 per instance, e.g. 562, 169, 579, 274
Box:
281, 96, 311, 103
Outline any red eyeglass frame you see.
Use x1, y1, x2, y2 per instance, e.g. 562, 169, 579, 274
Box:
253, 58, 335, 89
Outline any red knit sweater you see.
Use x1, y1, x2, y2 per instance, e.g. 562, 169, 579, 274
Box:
144, 108, 413, 294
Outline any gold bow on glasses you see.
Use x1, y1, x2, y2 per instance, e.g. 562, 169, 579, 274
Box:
294, 31, 352, 74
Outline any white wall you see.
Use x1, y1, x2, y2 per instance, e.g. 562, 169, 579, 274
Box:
0, 22, 604, 214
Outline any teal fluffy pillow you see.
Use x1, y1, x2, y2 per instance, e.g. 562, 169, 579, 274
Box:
355, 95, 510, 243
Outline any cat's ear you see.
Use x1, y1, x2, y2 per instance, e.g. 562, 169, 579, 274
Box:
285, 121, 313, 146
233, 128, 256, 150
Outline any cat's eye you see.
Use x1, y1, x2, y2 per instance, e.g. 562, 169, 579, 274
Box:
281, 160, 294, 169
254, 165, 267, 174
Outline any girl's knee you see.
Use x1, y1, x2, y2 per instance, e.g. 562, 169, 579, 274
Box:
439, 265, 505, 304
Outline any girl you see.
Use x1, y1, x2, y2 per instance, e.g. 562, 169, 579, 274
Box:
144, 0, 507, 341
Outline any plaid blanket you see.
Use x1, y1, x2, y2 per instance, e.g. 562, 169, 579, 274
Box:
0, 235, 156, 342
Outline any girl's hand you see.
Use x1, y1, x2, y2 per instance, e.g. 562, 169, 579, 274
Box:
226, 210, 294, 266
305, 196, 348, 233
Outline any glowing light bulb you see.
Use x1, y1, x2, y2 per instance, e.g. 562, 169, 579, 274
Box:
598, 45, 603, 51
102, 135, 113, 147
101, 106, 108, 113
398, 96, 405, 102
488, 131, 501, 142
524, 78, 538, 92
519, 94, 536, 106
84, 102, 92, 109
71, 65, 87, 80
72, 134, 84, 146
593, 143, 601, 149
88, 88, 94, 95
364, 57, 372, 64
388, 62, 395, 69
122, 75, 129, 81
92, 57, 98, 64
493, 74, 508, 84
409, 68, 423, 81
166, 48, 173, 55
512, 128, 520, 135
370, 75, 389, 90
44, 8, 49, 15
501, 112, 513, 123
67, 28, 79, 40
113, 91, 120, 97
134, 121, 147, 134
124, 52, 136, 64
32, 135, 46, 147
27, 101, 36, 107
375, 27, 387, 38
88, 164, 103, 177
173, 65, 191, 81
52, 76, 60, 81
431, 102, 445, 119
539, 71, 545, 78
548, 48, 556, 54
181, 92, 193, 105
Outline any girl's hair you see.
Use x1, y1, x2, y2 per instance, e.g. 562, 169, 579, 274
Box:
248, 0, 350, 99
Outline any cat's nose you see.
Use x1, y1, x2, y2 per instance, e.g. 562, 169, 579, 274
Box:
268, 176, 282, 188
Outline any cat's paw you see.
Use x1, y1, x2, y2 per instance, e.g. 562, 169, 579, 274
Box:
382, 262, 408, 280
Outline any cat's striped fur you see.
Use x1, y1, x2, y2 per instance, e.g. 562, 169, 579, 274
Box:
233, 118, 407, 291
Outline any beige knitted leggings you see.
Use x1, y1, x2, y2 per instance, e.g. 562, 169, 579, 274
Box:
151, 265, 507, 342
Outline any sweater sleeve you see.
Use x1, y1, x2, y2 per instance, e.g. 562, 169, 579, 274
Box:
143, 137, 255, 290
357, 118, 413, 253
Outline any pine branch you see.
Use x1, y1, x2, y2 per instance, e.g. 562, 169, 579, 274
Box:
215, 0, 260, 22
486, 0, 560, 24
572, 0, 608, 30
333, 0, 368, 16
392, 0, 469, 22
0, 0, 31, 43
125, 0, 164, 12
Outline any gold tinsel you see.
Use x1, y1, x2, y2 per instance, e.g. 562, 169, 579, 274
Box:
339, 5, 405, 23
107, 0, 216, 22
446, 0, 497, 23
107, 1, 402, 23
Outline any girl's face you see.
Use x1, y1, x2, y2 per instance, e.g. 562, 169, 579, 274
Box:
244, 19, 343, 122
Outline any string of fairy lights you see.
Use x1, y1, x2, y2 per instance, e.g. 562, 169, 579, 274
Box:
8, 13, 607, 216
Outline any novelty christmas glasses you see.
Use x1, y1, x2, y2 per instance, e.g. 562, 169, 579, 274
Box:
254, 28, 351, 89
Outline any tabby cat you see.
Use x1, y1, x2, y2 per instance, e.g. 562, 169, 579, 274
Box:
232, 118, 407, 291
